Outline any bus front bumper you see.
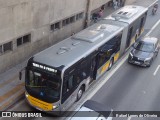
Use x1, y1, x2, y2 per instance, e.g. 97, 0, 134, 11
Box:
25, 92, 62, 116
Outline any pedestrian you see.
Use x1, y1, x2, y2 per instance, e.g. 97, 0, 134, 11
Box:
152, 3, 158, 15
101, 5, 105, 10
117, 0, 121, 7
71, 32, 75, 36
98, 9, 103, 18
92, 13, 98, 23
113, 0, 118, 9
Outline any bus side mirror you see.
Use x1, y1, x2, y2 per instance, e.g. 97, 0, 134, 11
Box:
19, 67, 25, 80
19, 72, 22, 80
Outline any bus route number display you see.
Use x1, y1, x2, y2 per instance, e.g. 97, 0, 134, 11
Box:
32, 63, 57, 73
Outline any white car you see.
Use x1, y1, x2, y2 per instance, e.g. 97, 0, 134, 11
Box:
69, 100, 113, 120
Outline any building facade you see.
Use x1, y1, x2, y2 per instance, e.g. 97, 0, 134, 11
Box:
0, 0, 120, 73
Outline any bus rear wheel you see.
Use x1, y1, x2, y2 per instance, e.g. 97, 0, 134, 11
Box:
76, 86, 84, 101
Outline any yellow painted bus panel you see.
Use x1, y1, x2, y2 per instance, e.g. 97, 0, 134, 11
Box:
101, 61, 110, 74
140, 28, 144, 34
131, 36, 136, 45
114, 52, 120, 62
28, 94, 53, 111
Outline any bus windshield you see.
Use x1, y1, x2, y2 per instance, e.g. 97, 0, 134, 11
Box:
26, 68, 61, 103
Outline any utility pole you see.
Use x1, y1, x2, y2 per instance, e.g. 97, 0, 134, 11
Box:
84, 0, 92, 28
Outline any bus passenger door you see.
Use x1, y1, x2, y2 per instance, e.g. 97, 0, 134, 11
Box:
139, 17, 144, 36
90, 56, 98, 81
61, 69, 77, 111
126, 27, 133, 49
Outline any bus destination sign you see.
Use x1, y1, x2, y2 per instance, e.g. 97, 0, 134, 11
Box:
32, 63, 57, 73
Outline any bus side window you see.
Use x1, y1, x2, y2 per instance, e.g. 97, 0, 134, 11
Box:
67, 75, 74, 90
63, 75, 74, 94
62, 69, 78, 103
80, 60, 89, 80
63, 68, 76, 95
107, 32, 122, 53
115, 33, 122, 52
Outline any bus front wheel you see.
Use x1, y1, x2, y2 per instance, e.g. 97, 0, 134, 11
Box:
76, 86, 84, 101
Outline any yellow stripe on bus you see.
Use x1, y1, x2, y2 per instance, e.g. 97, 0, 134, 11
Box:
27, 94, 53, 111
101, 61, 110, 74
131, 36, 136, 45
140, 28, 144, 34
114, 52, 120, 62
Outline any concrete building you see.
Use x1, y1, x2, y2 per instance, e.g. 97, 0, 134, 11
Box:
0, 0, 127, 73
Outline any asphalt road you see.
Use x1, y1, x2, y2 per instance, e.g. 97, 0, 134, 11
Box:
1, 1, 160, 120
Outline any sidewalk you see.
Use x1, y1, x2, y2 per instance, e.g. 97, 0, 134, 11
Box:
0, 61, 27, 110
0, 0, 158, 111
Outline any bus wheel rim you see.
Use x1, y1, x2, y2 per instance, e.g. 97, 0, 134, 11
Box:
78, 89, 83, 98
109, 60, 112, 68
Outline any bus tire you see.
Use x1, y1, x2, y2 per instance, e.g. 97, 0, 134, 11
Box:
108, 58, 114, 70
135, 35, 138, 41
76, 86, 84, 101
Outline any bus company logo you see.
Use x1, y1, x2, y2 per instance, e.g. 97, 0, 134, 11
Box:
2, 112, 11, 117
40, 92, 44, 96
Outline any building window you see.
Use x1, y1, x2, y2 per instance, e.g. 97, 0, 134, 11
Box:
17, 34, 31, 47
76, 12, 84, 20
79, 12, 84, 19
0, 41, 13, 55
17, 38, 23, 46
61, 13, 83, 28
3, 41, 12, 53
62, 18, 70, 27
51, 21, 60, 31
23, 34, 30, 43
66, 18, 70, 25
62, 19, 66, 26
70, 16, 75, 23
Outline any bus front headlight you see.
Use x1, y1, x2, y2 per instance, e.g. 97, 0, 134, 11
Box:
25, 93, 29, 98
53, 105, 59, 109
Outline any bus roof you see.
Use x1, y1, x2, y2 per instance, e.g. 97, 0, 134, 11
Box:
32, 20, 125, 71
104, 5, 148, 24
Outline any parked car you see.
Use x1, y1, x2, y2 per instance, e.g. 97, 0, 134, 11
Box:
128, 36, 159, 67
69, 100, 113, 120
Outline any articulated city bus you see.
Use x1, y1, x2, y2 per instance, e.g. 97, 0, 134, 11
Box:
20, 5, 148, 114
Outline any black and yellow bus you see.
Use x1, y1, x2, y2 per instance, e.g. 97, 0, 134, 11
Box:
20, 5, 148, 114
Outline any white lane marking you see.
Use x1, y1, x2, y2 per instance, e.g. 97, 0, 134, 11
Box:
153, 65, 160, 76
127, 116, 132, 120
146, 19, 160, 36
